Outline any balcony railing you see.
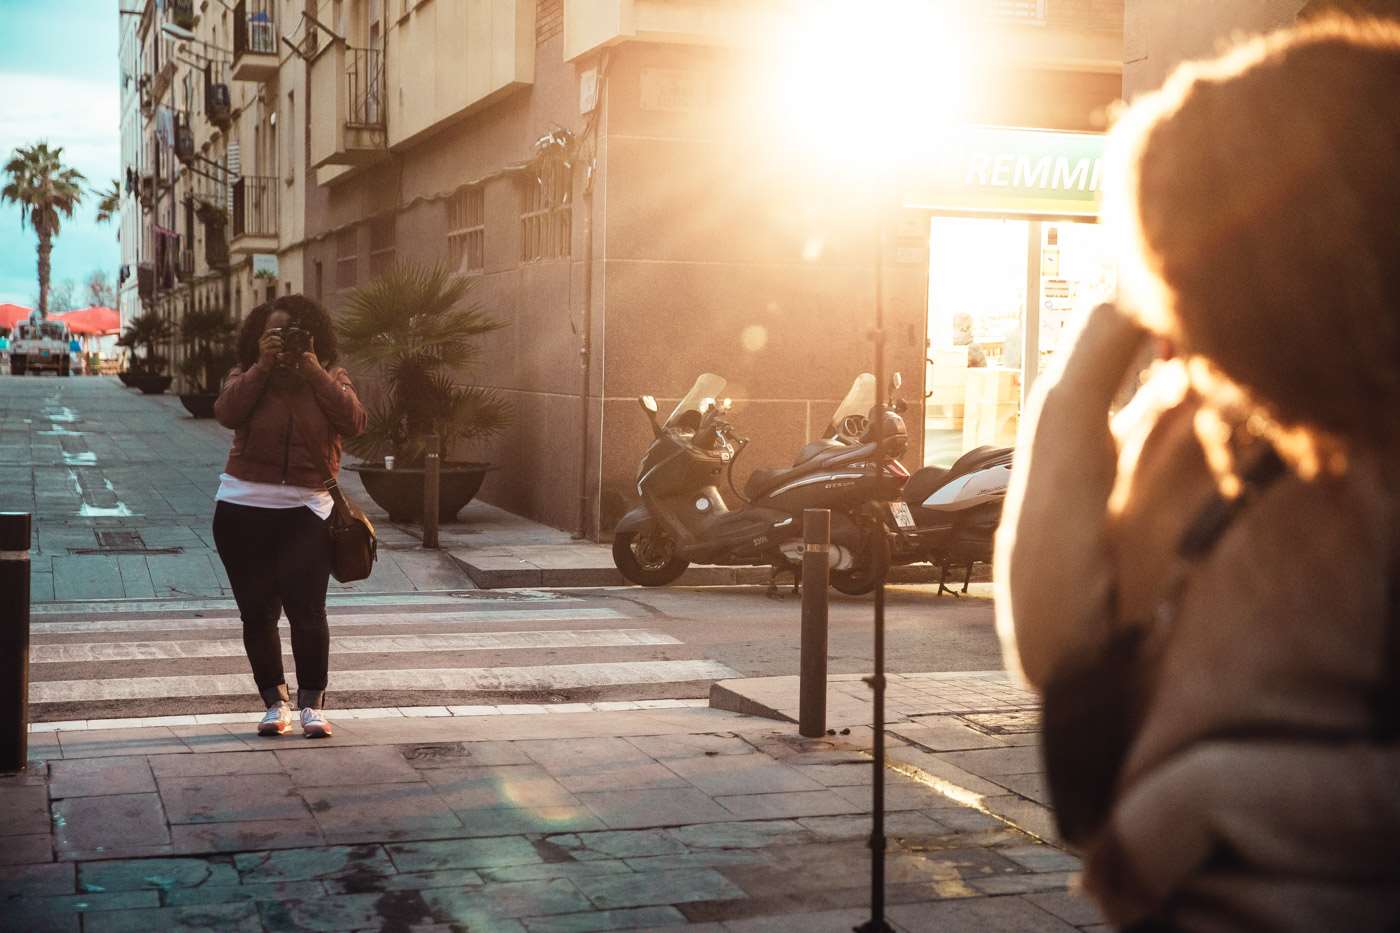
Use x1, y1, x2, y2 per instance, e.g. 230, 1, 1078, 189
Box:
177, 249, 195, 281
234, 0, 277, 58
347, 47, 385, 128
231, 176, 277, 240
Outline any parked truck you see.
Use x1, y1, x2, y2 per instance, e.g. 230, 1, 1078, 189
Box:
10, 316, 74, 376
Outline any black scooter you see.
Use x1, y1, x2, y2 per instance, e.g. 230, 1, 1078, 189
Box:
820, 374, 1013, 595
611, 372, 911, 593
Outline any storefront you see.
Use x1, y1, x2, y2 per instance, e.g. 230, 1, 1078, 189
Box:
904, 127, 1114, 465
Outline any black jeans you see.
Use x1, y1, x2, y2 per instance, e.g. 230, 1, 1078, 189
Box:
213, 501, 332, 709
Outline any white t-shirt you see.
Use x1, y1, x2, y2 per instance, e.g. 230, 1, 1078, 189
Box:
215, 473, 334, 519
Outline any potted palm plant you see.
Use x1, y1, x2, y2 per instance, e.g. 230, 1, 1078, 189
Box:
177, 306, 238, 417
338, 261, 510, 523
117, 310, 174, 394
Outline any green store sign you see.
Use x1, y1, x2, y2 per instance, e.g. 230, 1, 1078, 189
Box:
902, 126, 1106, 217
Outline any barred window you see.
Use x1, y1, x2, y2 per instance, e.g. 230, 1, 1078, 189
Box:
446, 186, 485, 274
520, 163, 571, 262
335, 225, 358, 290
369, 213, 396, 278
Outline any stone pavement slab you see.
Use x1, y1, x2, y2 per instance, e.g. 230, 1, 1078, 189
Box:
0, 705, 1102, 931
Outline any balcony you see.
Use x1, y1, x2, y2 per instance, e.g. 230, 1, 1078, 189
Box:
230, 176, 278, 254
309, 42, 387, 168
232, 0, 278, 83
177, 248, 195, 281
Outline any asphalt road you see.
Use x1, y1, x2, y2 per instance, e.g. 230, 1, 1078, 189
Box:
3, 373, 1002, 725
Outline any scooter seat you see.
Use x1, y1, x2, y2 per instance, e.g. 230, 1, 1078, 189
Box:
744, 467, 790, 500
907, 446, 1012, 508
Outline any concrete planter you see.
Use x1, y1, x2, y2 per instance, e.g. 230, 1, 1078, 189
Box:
130, 373, 173, 395
343, 462, 492, 524
178, 393, 219, 418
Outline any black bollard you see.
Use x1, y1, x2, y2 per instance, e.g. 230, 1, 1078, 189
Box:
799, 509, 831, 738
423, 435, 440, 550
0, 512, 32, 773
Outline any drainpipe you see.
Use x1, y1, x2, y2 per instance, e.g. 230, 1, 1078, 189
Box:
574, 57, 609, 541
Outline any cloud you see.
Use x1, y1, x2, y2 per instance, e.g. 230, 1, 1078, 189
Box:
0, 71, 121, 305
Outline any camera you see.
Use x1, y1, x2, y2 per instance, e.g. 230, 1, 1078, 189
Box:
275, 325, 312, 356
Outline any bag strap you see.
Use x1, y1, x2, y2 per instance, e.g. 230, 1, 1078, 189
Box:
281, 385, 351, 511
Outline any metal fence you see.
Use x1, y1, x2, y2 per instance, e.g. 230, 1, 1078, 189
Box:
346, 47, 385, 128
233, 0, 277, 59
232, 176, 277, 239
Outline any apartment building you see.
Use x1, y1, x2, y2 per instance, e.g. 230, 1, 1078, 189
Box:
117, 13, 144, 332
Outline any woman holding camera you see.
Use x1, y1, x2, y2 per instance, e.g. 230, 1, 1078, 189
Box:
213, 295, 367, 739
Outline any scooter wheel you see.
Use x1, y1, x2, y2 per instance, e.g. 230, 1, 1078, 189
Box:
830, 526, 891, 597
612, 527, 690, 587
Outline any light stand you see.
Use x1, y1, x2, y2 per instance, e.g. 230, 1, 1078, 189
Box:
856, 183, 894, 933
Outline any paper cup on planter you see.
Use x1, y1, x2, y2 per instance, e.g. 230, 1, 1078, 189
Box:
384, 456, 395, 470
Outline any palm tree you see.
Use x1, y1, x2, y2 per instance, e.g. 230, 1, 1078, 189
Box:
177, 306, 238, 393
1, 142, 86, 319
117, 310, 173, 375
338, 261, 511, 466
93, 178, 121, 226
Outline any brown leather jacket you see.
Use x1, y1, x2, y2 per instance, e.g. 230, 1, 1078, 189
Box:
214, 360, 367, 487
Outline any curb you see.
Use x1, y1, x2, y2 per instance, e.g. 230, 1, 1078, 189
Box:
450, 554, 947, 590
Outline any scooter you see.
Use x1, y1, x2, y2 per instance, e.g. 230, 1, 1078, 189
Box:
611, 372, 912, 593
819, 375, 1013, 595
898, 445, 1012, 595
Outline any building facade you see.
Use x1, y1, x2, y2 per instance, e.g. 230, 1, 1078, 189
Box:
118, 11, 144, 333
126, 0, 1125, 537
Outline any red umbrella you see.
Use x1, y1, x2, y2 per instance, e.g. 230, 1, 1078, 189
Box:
53, 306, 120, 336
0, 303, 33, 331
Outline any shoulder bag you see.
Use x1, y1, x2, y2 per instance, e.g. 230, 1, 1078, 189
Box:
1040, 445, 1286, 847
287, 404, 378, 584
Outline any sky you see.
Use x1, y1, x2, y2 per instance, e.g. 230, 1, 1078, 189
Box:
0, 0, 122, 308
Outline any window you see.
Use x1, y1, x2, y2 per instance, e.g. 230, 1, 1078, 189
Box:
369, 214, 396, 278
520, 163, 571, 262
446, 186, 484, 274
336, 225, 358, 290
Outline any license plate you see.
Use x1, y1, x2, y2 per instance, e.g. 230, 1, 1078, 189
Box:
889, 501, 916, 530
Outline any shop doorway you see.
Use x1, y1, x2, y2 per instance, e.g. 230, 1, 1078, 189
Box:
923, 215, 1116, 466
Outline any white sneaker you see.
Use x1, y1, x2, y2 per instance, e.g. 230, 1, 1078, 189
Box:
301, 708, 333, 739
257, 701, 293, 736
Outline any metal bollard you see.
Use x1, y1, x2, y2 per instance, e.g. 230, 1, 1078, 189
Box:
423, 435, 441, 550
0, 512, 32, 773
799, 509, 830, 738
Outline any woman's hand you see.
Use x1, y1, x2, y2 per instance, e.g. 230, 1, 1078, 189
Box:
257, 330, 283, 369
296, 335, 322, 374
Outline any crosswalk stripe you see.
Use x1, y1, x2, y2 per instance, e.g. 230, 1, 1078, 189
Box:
30, 590, 571, 616
31, 607, 629, 636
31, 629, 682, 663
31, 660, 741, 703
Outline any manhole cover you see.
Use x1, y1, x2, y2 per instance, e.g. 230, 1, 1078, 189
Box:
70, 531, 182, 556
98, 531, 144, 549
401, 743, 470, 763
959, 710, 1040, 735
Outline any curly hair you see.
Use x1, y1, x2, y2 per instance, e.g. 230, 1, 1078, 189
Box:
235, 294, 340, 370
1105, 16, 1400, 471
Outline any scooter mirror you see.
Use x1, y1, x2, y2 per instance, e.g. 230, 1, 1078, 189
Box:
700, 397, 715, 413
720, 398, 733, 413
640, 395, 658, 414
891, 372, 903, 391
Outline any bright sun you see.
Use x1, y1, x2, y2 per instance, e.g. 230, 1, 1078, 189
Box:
768, 0, 973, 171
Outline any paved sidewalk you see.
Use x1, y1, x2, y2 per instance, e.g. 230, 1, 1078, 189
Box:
2, 702, 1100, 932
711, 673, 1055, 843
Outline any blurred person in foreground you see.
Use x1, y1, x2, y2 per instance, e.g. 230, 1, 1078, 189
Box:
994, 17, 1400, 931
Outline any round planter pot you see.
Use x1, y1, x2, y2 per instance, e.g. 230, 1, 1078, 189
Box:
179, 393, 219, 418
344, 462, 492, 524
130, 374, 174, 395
117, 371, 135, 387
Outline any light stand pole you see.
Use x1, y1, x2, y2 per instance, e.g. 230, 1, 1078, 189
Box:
856, 182, 894, 933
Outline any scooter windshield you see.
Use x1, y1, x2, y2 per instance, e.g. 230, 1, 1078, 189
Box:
665, 373, 727, 430
827, 373, 877, 432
